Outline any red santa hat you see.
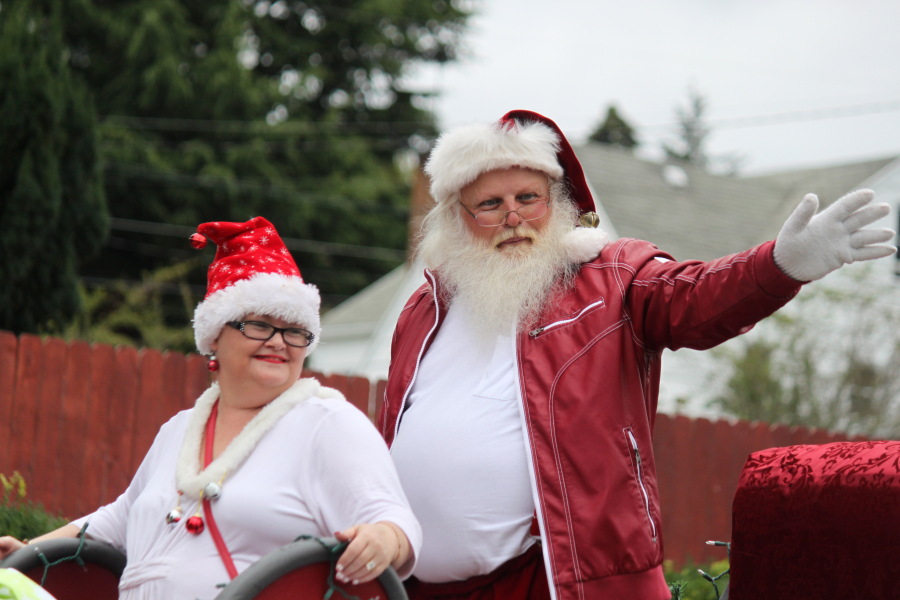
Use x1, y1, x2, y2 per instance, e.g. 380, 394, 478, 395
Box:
190, 217, 320, 355
424, 109, 597, 216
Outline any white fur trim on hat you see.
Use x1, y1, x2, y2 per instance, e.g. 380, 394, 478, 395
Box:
425, 120, 565, 206
193, 272, 321, 355
562, 227, 609, 264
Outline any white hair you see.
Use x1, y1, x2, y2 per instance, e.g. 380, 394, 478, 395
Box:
416, 180, 579, 336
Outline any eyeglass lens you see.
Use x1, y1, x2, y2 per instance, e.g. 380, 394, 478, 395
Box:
241, 321, 312, 347
475, 201, 548, 226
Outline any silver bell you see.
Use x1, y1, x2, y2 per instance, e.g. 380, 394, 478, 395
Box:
579, 212, 601, 229
166, 508, 182, 524
203, 482, 222, 501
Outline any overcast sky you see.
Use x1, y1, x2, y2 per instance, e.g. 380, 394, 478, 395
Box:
405, 0, 900, 175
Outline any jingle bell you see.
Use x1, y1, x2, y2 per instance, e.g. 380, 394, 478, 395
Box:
186, 515, 205, 535
579, 212, 601, 229
165, 508, 182, 524
203, 482, 222, 501
189, 233, 208, 249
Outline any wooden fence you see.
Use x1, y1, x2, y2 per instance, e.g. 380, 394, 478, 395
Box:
0, 331, 855, 566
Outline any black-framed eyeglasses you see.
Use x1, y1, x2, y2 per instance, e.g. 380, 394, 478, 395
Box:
226, 320, 315, 348
458, 196, 550, 227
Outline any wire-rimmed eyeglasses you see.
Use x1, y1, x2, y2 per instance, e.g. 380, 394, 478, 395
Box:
458, 196, 550, 227
226, 320, 315, 348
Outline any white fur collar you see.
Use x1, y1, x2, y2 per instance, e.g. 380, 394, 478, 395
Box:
175, 378, 345, 498
562, 226, 609, 264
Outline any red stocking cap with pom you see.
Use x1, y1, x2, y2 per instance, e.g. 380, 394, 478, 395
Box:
499, 110, 597, 216
190, 217, 320, 355
424, 109, 597, 216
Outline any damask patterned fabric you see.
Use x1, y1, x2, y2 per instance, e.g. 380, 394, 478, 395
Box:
730, 441, 900, 599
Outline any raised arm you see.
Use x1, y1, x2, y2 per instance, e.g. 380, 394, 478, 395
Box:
625, 190, 894, 352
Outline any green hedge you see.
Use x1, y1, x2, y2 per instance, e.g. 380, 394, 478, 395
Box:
0, 472, 68, 541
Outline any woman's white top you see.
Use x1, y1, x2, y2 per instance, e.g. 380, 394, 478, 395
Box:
390, 302, 536, 582
72, 379, 421, 600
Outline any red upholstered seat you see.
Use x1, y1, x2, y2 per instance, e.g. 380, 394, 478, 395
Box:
0, 538, 124, 600
216, 537, 407, 599
729, 441, 900, 599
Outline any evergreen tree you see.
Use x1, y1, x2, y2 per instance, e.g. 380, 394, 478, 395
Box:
0, 1, 107, 334
59, 0, 471, 309
663, 88, 710, 168
589, 105, 638, 149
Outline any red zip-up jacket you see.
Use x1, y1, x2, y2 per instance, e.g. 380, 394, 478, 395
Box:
378, 238, 802, 600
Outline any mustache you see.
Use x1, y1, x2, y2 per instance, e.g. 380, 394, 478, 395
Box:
491, 227, 538, 247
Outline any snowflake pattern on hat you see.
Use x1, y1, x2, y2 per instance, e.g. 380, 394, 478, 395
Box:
197, 217, 302, 296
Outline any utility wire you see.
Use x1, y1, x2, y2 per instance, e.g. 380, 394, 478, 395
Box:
102, 98, 900, 139
104, 162, 409, 217
639, 99, 900, 132
99, 115, 435, 135
289, 0, 470, 24
110, 217, 407, 262
79, 275, 351, 304
100, 138, 406, 152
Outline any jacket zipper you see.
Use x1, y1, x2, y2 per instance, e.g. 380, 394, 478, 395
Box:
512, 330, 559, 600
528, 298, 605, 338
391, 269, 441, 447
626, 429, 658, 541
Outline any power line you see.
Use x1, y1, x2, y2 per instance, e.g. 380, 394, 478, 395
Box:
99, 137, 406, 152
104, 161, 409, 216
109, 217, 407, 262
99, 115, 435, 135
78, 275, 352, 305
639, 99, 900, 132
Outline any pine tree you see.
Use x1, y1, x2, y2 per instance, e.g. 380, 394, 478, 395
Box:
589, 105, 638, 149
663, 88, 710, 168
0, 1, 107, 334
59, 0, 471, 308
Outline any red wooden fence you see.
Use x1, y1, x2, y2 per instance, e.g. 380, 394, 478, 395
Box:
0, 331, 856, 566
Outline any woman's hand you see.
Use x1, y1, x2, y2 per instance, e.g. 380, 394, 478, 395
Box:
333, 522, 410, 584
0, 536, 26, 560
0, 524, 83, 561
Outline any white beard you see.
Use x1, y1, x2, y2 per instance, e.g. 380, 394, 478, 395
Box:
417, 196, 578, 339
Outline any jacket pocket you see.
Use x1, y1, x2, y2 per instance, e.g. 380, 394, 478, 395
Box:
624, 427, 658, 542
528, 297, 606, 339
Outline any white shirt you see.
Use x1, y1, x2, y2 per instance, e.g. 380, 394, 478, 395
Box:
73, 397, 421, 600
390, 302, 535, 582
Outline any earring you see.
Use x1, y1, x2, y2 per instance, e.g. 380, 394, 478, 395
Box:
207, 355, 219, 372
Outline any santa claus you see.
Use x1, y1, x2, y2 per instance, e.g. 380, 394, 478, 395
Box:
379, 110, 894, 600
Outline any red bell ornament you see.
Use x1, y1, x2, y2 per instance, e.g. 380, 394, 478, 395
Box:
207, 357, 219, 372
186, 515, 204, 535
189, 233, 208, 249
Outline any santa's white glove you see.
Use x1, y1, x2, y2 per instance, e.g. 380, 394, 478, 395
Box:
773, 189, 895, 282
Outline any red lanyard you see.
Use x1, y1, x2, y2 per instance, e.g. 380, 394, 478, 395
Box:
204, 401, 238, 579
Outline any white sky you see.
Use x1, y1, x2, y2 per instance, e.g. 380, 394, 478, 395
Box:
405, 0, 900, 174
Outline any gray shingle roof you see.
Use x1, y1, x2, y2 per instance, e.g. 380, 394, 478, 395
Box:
573, 143, 897, 261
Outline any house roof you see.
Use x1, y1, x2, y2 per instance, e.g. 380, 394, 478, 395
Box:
573, 143, 897, 261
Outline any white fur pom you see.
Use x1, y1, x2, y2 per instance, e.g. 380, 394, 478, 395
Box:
562, 227, 609, 264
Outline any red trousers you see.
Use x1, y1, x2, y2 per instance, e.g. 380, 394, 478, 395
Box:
404, 544, 551, 600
